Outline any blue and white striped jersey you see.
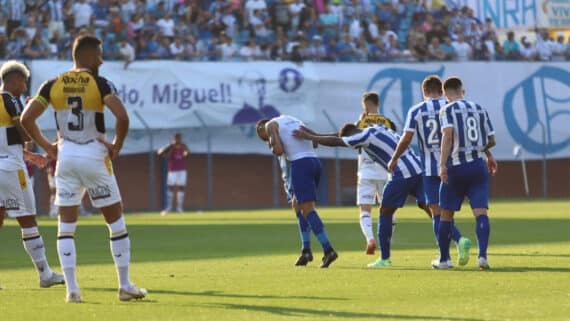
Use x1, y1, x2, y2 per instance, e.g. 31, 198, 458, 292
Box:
342, 125, 423, 179
439, 99, 495, 166
404, 98, 447, 176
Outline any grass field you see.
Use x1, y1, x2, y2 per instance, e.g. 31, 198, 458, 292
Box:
0, 200, 569, 321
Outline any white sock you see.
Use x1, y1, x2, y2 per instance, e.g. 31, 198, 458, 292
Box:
22, 227, 53, 280
359, 211, 375, 242
176, 191, 185, 211
108, 216, 132, 289
57, 221, 79, 293
166, 190, 173, 211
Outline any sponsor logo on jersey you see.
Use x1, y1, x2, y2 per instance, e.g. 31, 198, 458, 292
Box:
88, 185, 112, 200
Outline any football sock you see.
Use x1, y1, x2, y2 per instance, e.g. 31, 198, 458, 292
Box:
437, 220, 452, 262
432, 214, 441, 244
306, 211, 332, 252
359, 211, 374, 242
166, 190, 173, 211
57, 221, 79, 293
107, 216, 132, 289
378, 214, 393, 260
392, 213, 397, 237
451, 220, 463, 243
176, 191, 185, 211
296, 211, 311, 250
22, 227, 53, 280
476, 215, 490, 258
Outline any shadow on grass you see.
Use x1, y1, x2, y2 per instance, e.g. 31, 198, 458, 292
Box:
85, 287, 347, 301
201, 302, 491, 321
492, 253, 570, 258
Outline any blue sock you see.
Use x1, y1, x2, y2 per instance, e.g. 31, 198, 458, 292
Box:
451, 220, 463, 243
378, 214, 393, 260
296, 212, 311, 250
437, 220, 452, 262
432, 214, 440, 245
476, 215, 490, 258
306, 211, 332, 252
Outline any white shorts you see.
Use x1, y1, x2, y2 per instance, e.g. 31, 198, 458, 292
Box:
55, 156, 122, 208
357, 178, 387, 206
167, 170, 187, 186
0, 169, 36, 217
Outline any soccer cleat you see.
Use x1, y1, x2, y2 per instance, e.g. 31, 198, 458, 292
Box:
66, 292, 82, 303
478, 257, 491, 270
365, 239, 377, 255
40, 272, 65, 288
319, 249, 338, 268
119, 284, 148, 301
367, 258, 392, 268
295, 249, 313, 266
431, 259, 454, 269
457, 237, 472, 266
176, 207, 183, 213
160, 210, 169, 216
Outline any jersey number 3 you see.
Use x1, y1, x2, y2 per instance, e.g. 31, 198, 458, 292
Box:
67, 96, 84, 131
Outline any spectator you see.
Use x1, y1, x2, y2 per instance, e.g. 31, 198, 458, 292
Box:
24, 33, 50, 59
502, 31, 520, 60
387, 35, 401, 60
337, 33, 355, 62
270, 37, 286, 60
452, 34, 472, 61
440, 36, 456, 60
535, 29, 553, 61
239, 39, 260, 61
245, 0, 267, 25
157, 36, 172, 59
45, 0, 65, 41
354, 38, 369, 62
411, 37, 429, 62
349, 16, 363, 41
118, 40, 136, 69
552, 33, 566, 61
221, 4, 238, 40
319, 4, 339, 40
5, 0, 25, 38
428, 37, 446, 61
519, 37, 537, 61
426, 22, 447, 44
272, 0, 290, 31
6, 28, 28, 59
306, 35, 327, 61
290, 43, 304, 63
0, 31, 7, 58
71, 0, 94, 29
289, 0, 305, 33
220, 34, 238, 60
157, 12, 176, 38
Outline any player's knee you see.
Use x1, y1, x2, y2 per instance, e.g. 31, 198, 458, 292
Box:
380, 207, 396, 215
16, 215, 37, 229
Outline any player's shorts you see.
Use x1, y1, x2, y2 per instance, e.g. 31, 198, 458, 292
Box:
381, 174, 425, 208
439, 158, 489, 211
423, 175, 441, 205
55, 156, 122, 208
357, 178, 386, 205
0, 169, 36, 217
291, 157, 321, 204
47, 173, 55, 190
167, 170, 187, 186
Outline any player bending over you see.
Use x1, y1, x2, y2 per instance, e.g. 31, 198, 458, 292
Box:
256, 115, 338, 268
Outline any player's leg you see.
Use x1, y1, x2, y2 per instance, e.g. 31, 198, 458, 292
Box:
467, 159, 491, 270
357, 178, 376, 254
292, 197, 313, 266
292, 157, 337, 268
48, 174, 57, 217
87, 157, 146, 301
162, 171, 176, 215
175, 171, 187, 213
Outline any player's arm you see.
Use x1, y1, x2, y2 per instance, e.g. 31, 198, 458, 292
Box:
482, 109, 496, 153
266, 121, 284, 156
102, 95, 129, 159
388, 131, 414, 172
21, 100, 57, 160
439, 127, 453, 184
293, 128, 349, 147
183, 144, 190, 157
157, 143, 173, 157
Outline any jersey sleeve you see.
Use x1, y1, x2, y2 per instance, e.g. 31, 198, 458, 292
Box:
33, 79, 55, 109
483, 110, 495, 136
403, 107, 417, 132
439, 105, 454, 130
2, 94, 21, 119
95, 76, 118, 101
341, 129, 371, 148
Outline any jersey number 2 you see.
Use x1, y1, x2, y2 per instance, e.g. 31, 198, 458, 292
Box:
426, 119, 439, 145
67, 96, 84, 131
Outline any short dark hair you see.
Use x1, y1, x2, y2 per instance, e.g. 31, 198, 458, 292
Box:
72, 35, 102, 60
339, 123, 359, 137
443, 77, 463, 92
422, 75, 443, 95
256, 118, 270, 140
362, 92, 379, 106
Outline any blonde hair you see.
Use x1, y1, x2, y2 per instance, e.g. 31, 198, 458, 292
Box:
0, 60, 30, 81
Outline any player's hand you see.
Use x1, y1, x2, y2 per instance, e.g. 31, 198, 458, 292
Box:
292, 129, 311, 140
24, 152, 49, 168
439, 165, 448, 184
312, 140, 318, 149
387, 158, 397, 172
44, 142, 58, 161
98, 138, 122, 159
487, 155, 498, 176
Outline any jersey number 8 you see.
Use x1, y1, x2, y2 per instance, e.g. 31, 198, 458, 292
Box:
67, 96, 84, 131
465, 116, 479, 142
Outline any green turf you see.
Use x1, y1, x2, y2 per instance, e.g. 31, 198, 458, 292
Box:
0, 200, 569, 321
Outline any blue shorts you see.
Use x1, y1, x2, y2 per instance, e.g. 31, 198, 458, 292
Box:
381, 174, 425, 208
423, 176, 441, 205
439, 158, 489, 211
291, 157, 321, 204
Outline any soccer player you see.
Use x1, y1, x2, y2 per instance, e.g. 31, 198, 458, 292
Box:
157, 133, 190, 215
435, 77, 497, 270
0, 60, 65, 288
355, 92, 396, 255
256, 116, 338, 268
388, 75, 471, 267
294, 123, 431, 268
21, 35, 147, 302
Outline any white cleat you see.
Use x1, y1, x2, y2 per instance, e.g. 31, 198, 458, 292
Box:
160, 210, 169, 216
478, 257, 491, 270
66, 292, 82, 303
40, 272, 65, 288
119, 284, 148, 301
432, 259, 454, 269
176, 208, 183, 213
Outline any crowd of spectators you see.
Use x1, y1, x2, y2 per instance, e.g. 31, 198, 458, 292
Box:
0, 0, 569, 64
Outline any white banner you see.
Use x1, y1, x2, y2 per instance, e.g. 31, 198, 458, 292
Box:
538, 0, 570, 27
445, 0, 538, 28
27, 61, 570, 161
